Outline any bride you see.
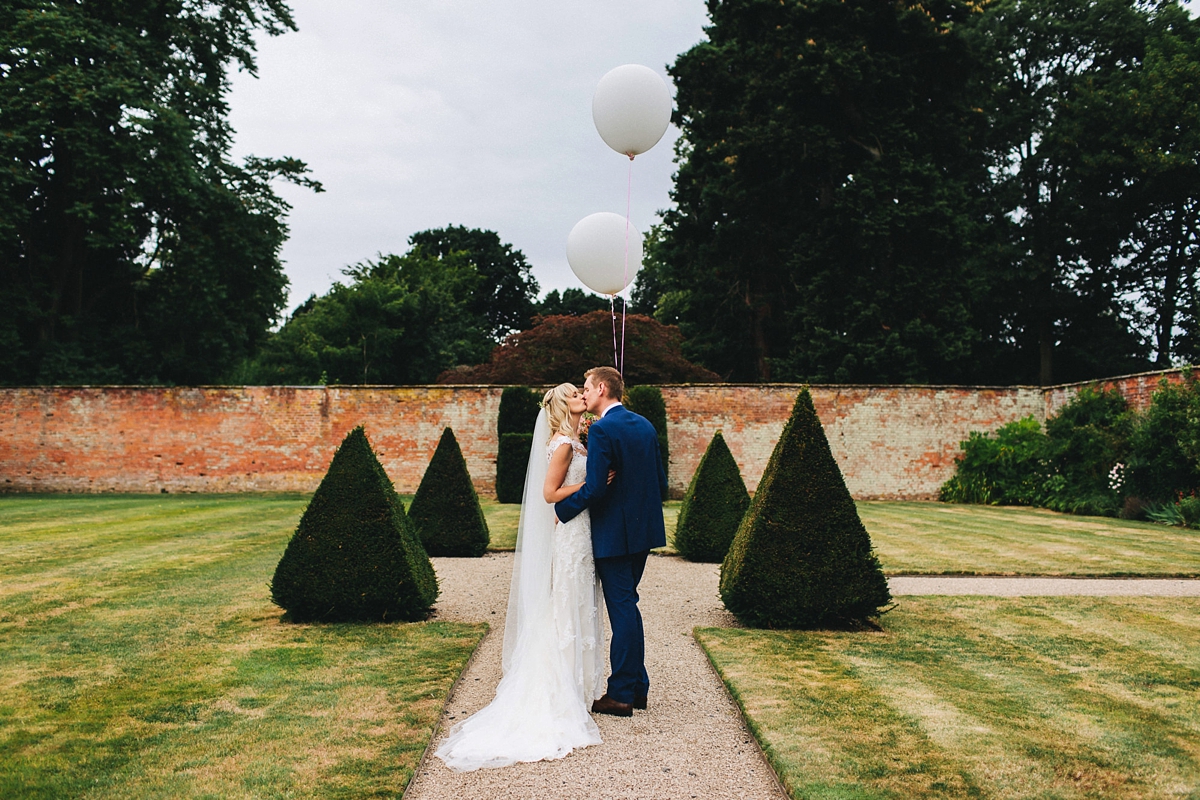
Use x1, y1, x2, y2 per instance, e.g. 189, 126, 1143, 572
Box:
434, 383, 608, 771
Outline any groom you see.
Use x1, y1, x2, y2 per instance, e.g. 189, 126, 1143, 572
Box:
556, 366, 667, 717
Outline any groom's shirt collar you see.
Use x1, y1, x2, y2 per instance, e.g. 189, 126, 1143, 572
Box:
600, 402, 623, 419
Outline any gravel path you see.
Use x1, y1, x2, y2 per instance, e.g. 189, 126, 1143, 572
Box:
404, 554, 1198, 798
405, 553, 788, 800
890, 576, 1200, 596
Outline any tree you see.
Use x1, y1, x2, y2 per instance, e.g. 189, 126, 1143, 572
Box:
720, 389, 890, 628
408, 226, 539, 342
437, 311, 721, 386
495, 387, 540, 504
650, 0, 992, 383
535, 288, 611, 317
238, 250, 493, 385
0, 0, 319, 384
964, 0, 1160, 384
270, 426, 438, 622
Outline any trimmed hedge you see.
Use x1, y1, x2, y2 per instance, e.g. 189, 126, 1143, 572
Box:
720, 388, 890, 628
496, 387, 540, 504
624, 385, 669, 486
496, 432, 534, 503
674, 430, 749, 563
270, 426, 438, 622
409, 427, 490, 557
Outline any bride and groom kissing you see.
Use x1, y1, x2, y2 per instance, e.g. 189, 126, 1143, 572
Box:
435, 366, 668, 771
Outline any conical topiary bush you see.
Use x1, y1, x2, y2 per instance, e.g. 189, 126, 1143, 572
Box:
408, 427, 490, 557
720, 388, 891, 628
674, 431, 750, 563
270, 426, 438, 622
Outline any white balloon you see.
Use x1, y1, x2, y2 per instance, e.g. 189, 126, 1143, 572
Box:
592, 64, 672, 158
566, 212, 643, 296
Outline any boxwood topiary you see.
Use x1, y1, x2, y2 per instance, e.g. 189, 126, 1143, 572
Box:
409, 427, 490, 557
624, 385, 669, 486
720, 388, 890, 628
674, 431, 749, 563
496, 432, 534, 503
496, 387, 541, 503
270, 426, 438, 622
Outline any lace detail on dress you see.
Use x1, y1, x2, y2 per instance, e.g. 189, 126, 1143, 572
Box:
548, 434, 606, 704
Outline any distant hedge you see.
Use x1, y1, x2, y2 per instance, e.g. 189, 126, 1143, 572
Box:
270, 426, 438, 622
624, 385, 669, 486
496, 387, 540, 504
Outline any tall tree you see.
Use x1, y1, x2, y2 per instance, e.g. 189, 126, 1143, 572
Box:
651, 0, 991, 383
407, 226, 539, 342
965, 0, 1158, 383
0, 0, 318, 384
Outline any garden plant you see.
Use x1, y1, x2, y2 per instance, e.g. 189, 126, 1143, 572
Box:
271, 426, 438, 622
495, 386, 540, 503
408, 427, 491, 557
674, 431, 749, 563
720, 388, 891, 627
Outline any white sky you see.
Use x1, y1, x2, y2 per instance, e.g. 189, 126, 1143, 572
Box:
228, 1, 710, 315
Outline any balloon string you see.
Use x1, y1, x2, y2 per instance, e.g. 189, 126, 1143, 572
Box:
621, 156, 633, 375
610, 294, 619, 369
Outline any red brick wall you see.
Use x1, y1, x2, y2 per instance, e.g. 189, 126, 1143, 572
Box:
2, 382, 1052, 500
1043, 368, 1188, 416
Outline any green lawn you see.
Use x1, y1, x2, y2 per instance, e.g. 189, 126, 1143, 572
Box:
698, 597, 1200, 800
0, 494, 485, 799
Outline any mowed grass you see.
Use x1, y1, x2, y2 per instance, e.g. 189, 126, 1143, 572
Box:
860, 501, 1200, 576
698, 596, 1200, 800
0, 494, 485, 799
651, 499, 1199, 576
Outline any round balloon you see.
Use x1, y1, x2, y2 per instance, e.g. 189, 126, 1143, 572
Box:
566, 212, 643, 295
592, 65, 672, 158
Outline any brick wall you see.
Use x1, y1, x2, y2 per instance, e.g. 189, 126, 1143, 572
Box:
0, 370, 1183, 499
1043, 367, 1188, 416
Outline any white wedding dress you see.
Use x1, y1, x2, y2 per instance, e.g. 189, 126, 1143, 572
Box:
434, 415, 606, 771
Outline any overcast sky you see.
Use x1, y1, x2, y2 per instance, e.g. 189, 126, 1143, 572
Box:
228, 1, 710, 315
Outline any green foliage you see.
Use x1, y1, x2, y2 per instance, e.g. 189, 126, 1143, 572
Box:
938, 417, 1048, 506
497, 387, 541, 435
1041, 388, 1132, 516
720, 389, 891, 628
0, 0, 320, 385
535, 288, 610, 317
1126, 375, 1200, 503
408, 428, 490, 557
438, 311, 720, 385
623, 385, 670, 486
495, 387, 540, 505
270, 427, 438, 622
408, 226, 539, 341
675, 431, 750, 563
942, 379, 1200, 518
496, 433, 533, 505
238, 251, 493, 385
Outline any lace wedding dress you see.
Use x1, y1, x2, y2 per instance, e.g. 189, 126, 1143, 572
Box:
434, 420, 606, 771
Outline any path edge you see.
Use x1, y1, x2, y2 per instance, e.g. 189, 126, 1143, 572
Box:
693, 626, 792, 800
404, 622, 493, 793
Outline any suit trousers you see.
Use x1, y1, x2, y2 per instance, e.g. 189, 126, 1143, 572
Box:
594, 550, 650, 704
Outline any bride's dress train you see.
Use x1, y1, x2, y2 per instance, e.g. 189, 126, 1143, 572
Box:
434, 432, 605, 771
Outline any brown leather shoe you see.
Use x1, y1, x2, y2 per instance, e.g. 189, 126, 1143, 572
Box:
591, 694, 633, 717
633, 694, 647, 710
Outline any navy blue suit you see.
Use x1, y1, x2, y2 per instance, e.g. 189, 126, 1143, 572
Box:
556, 404, 667, 704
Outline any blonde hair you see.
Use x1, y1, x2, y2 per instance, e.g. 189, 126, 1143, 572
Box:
543, 383, 579, 443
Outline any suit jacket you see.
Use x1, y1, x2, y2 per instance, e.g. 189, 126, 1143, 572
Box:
555, 404, 668, 559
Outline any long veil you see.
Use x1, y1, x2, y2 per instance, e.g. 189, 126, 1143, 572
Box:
502, 408, 555, 674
